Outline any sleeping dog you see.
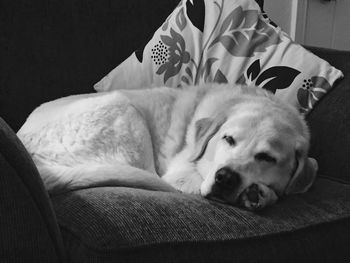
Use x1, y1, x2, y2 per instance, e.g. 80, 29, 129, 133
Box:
18, 84, 318, 210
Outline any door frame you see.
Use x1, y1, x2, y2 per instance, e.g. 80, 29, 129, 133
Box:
290, 0, 308, 44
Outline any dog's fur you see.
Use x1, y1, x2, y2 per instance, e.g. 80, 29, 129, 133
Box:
18, 84, 318, 210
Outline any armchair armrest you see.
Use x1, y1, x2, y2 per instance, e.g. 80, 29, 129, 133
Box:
305, 46, 350, 183
0, 117, 66, 262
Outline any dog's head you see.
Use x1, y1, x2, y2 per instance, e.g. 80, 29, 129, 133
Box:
190, 90, 318, 211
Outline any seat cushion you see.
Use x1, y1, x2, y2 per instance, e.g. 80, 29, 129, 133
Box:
52, 177, 350, 262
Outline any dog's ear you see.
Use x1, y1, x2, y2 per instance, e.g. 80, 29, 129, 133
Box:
285, 141, 318, 195
189, 115, 226, 162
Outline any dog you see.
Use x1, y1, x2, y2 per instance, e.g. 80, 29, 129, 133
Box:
17, 84, 318, 210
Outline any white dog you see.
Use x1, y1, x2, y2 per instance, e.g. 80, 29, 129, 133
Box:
18, 84, 318, 210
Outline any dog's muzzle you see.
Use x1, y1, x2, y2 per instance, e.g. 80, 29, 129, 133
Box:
204, 167, 241, 204
214, 167, 241, 190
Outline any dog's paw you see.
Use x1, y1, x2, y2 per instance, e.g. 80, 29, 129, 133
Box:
240, 183, 278, 211
162, 172, 202, 195
178, 180, 201, 194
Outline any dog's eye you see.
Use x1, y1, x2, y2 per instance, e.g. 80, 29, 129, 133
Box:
223, 135, 236, 146
255, 152, 277, 163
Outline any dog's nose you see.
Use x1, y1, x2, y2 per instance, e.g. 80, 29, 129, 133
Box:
215, 167, 241, 190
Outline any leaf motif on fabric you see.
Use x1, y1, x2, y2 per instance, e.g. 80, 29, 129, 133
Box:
186, 0, 205, 32
224, 7, 257, 33
135, 49, 144, 63
241, 60, 300, 93
311, 76, 332, 91
171, 28, 186, 50
236, 74, 247, 85
162, 16, 171, 31
297, 88, 309, 113
156, 28, 191, 83
255, 66, 300, 93
176, 8, 187, 31
181, 76, 190, 85
213, 69, 228, 84
297, 76, 331, 112
252, 19, 282, 54
210, 6, 282, 57
156, 63, 168, 75
185, 67, 193, 81
247, 59, 261, 81
219, 7, 243, 35
199, 58, 218, 82
161, 35, 174, 46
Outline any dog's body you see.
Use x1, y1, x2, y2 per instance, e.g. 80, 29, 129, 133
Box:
18, 84, 318, 210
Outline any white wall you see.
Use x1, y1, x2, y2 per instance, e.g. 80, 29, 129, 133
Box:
264, 0, 293, 36
264, 0, 350, 50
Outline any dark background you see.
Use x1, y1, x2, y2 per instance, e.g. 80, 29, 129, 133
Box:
0, 0, 264, 131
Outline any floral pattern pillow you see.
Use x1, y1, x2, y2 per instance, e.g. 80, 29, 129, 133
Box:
94, 0, 343, 114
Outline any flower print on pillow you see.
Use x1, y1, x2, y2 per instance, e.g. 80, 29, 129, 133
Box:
153, 29, 191, 83
152, 0, 283, 87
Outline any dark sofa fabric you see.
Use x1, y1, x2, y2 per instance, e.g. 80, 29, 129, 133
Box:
305, 47, 350, 184
52, 178, 350, 262
0, 0, 264, 132
0, 118, 66, 262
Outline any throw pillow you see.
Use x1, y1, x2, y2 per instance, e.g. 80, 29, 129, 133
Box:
94, 0, 343, 114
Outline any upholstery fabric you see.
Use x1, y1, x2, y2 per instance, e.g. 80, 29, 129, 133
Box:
0, 117, 66, 263
52, 178, 350, 262
306, 47, 350, 183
